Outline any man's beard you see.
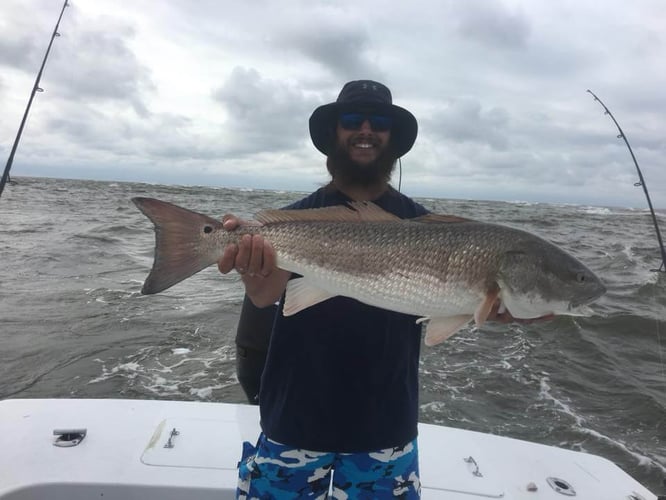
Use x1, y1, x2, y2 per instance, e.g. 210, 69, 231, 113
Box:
326, 142, 397, 188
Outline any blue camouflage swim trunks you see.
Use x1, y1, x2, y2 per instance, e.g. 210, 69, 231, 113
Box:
237, 433, 421, 499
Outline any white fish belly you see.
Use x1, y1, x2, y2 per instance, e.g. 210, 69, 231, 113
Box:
279, 256, 484, 318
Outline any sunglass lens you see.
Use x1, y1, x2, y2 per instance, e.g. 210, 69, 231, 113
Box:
339, 113, 392, 132
369, 115, 391, 131
339, 113, 364, 130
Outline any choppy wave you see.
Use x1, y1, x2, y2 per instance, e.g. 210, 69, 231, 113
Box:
1, 176, 664, 492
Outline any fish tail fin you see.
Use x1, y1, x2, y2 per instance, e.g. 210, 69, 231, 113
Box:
132, 197, 226, 294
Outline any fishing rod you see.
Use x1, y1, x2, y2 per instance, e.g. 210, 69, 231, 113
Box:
0, 0, 69, 199
587, 89, 666, 273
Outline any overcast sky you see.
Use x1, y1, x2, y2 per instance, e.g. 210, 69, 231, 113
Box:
1, 0, 665, 208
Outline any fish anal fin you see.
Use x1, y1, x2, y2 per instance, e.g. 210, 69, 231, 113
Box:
474, 287, 500, 327
423, 315, 473, 346
283, 278, 336, 316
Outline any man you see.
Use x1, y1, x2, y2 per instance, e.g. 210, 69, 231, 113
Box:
219, 80, 426, 498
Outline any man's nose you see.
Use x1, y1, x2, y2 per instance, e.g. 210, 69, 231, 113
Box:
359, 119, 373, 132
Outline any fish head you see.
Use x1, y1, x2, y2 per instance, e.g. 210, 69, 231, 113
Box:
497, 238, 606, 318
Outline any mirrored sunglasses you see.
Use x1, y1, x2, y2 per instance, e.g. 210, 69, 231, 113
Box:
338, 113, 392, 132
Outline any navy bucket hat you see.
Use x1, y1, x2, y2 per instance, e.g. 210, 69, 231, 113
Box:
309, 80, 418, 157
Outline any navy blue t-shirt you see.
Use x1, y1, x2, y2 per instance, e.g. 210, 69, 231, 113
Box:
258, 186, 429, 452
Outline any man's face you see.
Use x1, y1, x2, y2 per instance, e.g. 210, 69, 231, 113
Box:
327, 112, 397, 187
335, 113, 392, 165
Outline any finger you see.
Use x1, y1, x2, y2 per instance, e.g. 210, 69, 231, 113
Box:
247, 235, 265, 277
493, 312, 514, 324
222, 214, 240, 231
235, 234, 253, 273
218, 244, 238, 274
260, 240, 277, 277
486, 300, 504, 321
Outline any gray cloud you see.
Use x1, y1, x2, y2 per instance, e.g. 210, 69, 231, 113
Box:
0, 34, 42, 72
0, 0, 59, 72
212, 67, 319, 156
427, 98, 511, 151
151, 2, 384, 81
0, 4, 157, 119
2, 0, 665, 208
275, 21, 383, 81
47, 19, 155, 117
453, 1, 530, 49
43, 101, 221, 164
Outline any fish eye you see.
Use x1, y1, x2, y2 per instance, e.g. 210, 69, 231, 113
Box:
203, 225, 213, 234
576, 272, 586, 283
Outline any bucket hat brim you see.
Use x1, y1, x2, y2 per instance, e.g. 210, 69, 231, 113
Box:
308, 81, 418, 158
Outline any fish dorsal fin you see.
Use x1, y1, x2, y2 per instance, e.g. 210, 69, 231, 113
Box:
346, 201, 402, 221
283, 278, 337, 316
256, 201, 400, 225
421, 315, 474, 346
411, 213, 474, 224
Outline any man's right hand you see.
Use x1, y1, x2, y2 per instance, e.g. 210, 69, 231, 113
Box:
217, 214, 290, 307
217, 214, 276, 278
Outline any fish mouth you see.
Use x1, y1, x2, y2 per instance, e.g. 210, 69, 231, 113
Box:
568, 283, 607, 309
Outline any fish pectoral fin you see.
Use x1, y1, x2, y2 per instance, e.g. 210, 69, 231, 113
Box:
423, 315, 473, 346
283, 278, 336, 316
474, 287, 501, 327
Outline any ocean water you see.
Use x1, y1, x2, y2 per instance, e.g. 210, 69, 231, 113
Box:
1, 176, 664, 493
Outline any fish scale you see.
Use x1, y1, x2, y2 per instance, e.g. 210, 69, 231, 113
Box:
257, 220, 489, 315
133, 197, 606, 345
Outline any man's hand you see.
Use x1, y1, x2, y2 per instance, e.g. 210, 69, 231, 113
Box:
217, 215, 276, 278
217, 214, 290, 307
487, 300, 555, 324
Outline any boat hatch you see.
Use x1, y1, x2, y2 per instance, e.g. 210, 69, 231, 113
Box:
419, 436, 504, 497
141, 418, 242, 470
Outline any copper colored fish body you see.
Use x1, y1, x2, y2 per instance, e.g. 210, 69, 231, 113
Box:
132, 197, 606, 346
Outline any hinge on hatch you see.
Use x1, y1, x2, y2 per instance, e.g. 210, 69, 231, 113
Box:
53, 428, 87, 447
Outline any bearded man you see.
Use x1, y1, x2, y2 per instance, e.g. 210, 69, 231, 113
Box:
220, 80, 426, 498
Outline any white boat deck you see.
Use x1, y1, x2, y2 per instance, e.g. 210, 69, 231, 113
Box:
0, 398, 656, 499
